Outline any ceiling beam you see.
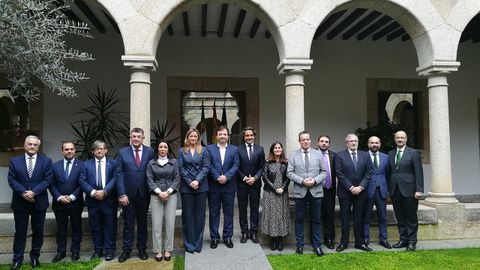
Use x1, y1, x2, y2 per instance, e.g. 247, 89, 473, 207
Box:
74, 0, 105, 33
201, 4, 207, 37
386, 27, 406, 41
343, 10, 381, 40
234, 9, 247, 38
167, 24, 173, 36
182, 11, 189, 36
372, 21, 400, 40
357, 15, 392, 40
249, 18, 261, 38
314, 9, 347, 39
217, 4, 228, 37
327, 8, 367, 40
101, 10, 120, 34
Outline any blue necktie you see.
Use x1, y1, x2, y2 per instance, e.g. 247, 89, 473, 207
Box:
65, 160, 71, 180
352, 152, 357, 171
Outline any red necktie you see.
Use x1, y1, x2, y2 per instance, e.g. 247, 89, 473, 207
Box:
135, 149, 141, 167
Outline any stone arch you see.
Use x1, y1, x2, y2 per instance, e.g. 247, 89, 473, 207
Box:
298, 0, 448, 69
445, 0, 480, 62
97, 0, 287, 60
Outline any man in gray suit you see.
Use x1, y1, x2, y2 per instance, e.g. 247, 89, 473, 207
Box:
287, 131, 327, 256
389, 130, 424, 251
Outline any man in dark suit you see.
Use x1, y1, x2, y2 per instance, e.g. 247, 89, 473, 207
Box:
207, 126, 239, 249
237, 127, 265, 244
363, 136, 392, 249
79, 140, 119, 261
335, 133, 372, 252
317, 135, 337, 250
287, 131, 327, 256
8, 135, 53, 269
49, 141, 84, 263
116, 128, 154, 262
389, 130, 424, 251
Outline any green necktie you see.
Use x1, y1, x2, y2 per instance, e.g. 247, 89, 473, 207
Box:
395, 150, 402, 166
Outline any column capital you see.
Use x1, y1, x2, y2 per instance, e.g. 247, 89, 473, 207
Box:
277, 58, 313, 74
416, 60, 460, 77
122, 55, 158, 71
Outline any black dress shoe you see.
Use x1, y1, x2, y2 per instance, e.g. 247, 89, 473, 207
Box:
270, 237, 278, 251
105, 253, 114, 261
251, 233, 259, 244
393, 241, 409, 248
325, 239, 335, 250
210, 239, 219, 249
313, 247, 325, 257
71, 253, 80, 261
164, 252, 172, 261
52, 253, 66, 263
155, 253, 163, 262
118, 252, 130, 263
336, 244, 347, 252
355, 244, 373, 252
296, 247, 303, 254
379, 241, 392, 249
31, 259, 40, 268
406, 244, 417, 251
138, 250, 148, 260
240, 233, 249, 243
224, 239, 234, 248
277, 237, 284, 251
10, 262, 22, 270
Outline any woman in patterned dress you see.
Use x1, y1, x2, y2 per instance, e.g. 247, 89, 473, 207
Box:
261, 141, 290, 251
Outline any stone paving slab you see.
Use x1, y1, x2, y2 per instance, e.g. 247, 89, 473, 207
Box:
185, 236, 272, 270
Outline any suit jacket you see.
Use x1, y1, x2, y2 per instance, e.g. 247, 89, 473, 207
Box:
49, 158, 84, 210
8, 153, 53, 211
237, 143, 265, 188
287, 148, 327, 198
178, 147, 211, 193
366, 151, 389, 199
116, 145, 154, 200
207, 144, 239, 193
335, 149, 372, 199
318, 149, 337, 191
388, 147, 424, 197
79, 157, 118, 207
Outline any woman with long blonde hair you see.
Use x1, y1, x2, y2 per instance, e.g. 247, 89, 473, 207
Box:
177, 129, 211, 253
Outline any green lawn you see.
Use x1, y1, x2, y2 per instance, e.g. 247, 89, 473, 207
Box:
268, 248, 480, 270
0, 259, 100, 270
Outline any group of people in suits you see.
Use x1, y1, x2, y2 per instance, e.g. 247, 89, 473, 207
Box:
287, 130, 424, 256
7, 127, 424, 269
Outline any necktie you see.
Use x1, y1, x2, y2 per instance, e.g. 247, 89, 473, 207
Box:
323, 152, 331, 189
135, 149, 141, 167
396, 150, 402, 166
248, 144, 253, 160
304, 150, 309, 171
97, 160, 103, 189
65, 160, 71, 180
27, 156, 34, 178
373, 153, 379, 169
352, 151, 357, 170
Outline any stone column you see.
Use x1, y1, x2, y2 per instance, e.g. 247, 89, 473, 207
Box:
417, 61, 460, 204
278, 58, 313, 155
122, 55, 158, 144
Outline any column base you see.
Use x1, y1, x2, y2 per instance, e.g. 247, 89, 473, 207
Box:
424, 192, 459, 205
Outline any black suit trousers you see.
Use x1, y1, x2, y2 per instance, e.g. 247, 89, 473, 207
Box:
53, 206, 83, 254
339, 195, 367, 246
237, 183, 261, 234
321, 186, 336, 242
13, 205, 46, 263
392, 187, 419, 244
121, 196, 150, 252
